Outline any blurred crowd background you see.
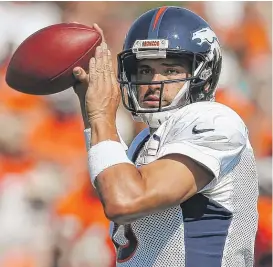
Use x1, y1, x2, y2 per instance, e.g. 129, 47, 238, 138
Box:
0, 1, 271, 267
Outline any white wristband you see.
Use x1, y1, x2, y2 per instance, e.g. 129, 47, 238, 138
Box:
84, 128, 128, 151
88, 140, 134, 187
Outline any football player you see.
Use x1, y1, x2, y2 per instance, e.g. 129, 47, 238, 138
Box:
73, 6, 259, 267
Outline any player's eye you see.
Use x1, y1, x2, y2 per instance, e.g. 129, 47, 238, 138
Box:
139, 68, 152, 75
165, 68, 180, 75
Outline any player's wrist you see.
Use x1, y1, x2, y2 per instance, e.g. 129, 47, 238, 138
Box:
88, 115, 114, 129
84, 127, 128, 151
90, 118, 119, 145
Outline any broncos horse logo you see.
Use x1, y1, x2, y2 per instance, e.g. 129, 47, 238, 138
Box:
192, 27, 221, 60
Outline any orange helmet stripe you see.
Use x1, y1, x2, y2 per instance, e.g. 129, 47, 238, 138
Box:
153, 6, 168, 30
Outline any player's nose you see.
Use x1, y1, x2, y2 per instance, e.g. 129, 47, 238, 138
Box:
149, 73, 164, 90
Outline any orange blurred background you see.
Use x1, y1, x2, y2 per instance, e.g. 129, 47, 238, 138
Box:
0, 2, 271, 267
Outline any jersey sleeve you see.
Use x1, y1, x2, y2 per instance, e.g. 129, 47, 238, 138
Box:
157, 103, 248, 186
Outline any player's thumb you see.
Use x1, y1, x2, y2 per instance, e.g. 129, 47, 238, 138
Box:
73, 67, 88, 84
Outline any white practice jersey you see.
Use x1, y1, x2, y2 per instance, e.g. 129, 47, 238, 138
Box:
110, 102, 259, 267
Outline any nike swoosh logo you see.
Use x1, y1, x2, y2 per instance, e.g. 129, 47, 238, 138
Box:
192, 125, 215, 134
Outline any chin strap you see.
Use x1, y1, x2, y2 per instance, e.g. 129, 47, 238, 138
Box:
132, 108, 179, 128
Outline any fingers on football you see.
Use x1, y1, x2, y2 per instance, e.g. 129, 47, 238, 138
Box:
95, 45, 103, 74
107, 49, 120, 101
88, 57, 96, 86
93, 23, 105, 42
73, 67, 89, 85
107, 49, 114, 74
94, 45, 103, 89
102, 42, 111, 85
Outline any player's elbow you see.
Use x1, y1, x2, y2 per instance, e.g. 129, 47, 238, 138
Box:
104, 200, 137, 224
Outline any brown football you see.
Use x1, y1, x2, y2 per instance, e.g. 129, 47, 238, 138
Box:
6, 23, 102, 95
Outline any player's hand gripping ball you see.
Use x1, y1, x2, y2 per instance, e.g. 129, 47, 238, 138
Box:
73, 24, 121, 125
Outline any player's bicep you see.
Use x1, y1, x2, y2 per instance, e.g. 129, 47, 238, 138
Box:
139, 153, 214, 209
